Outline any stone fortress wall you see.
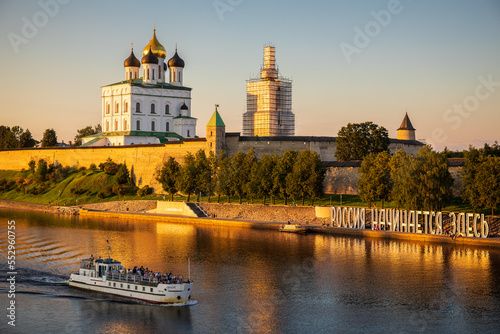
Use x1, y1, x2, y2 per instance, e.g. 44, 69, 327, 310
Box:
0, 140, 207, 191
0, 141, 464, 195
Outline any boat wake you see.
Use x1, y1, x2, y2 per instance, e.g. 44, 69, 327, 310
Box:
29, 276, 69, 285
159, 299, 198, 307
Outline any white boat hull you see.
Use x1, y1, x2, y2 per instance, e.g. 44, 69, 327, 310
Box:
69, 274, 193, 304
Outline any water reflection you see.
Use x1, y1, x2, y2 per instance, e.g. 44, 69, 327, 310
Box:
1, 208, 500, 333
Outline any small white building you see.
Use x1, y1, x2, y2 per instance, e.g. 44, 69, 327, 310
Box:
83, 29, 196, 146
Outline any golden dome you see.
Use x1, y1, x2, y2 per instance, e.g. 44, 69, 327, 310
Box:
143, 29, 166, 59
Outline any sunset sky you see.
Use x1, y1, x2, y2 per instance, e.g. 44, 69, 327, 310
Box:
1, 0, 499, 150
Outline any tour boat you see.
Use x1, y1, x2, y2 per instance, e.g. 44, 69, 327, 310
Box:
279, 223, 309, 234
69, 255, 193, 304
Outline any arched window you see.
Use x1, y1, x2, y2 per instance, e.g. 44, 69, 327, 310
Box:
179, 71, 181, 82
166, 122, 169, 131
136, 120, 141, 130
114, 119, 118, 130
146, 69, 150, 80
173, 71, 176, 82
152, 69, 155, 80
124, 119, 128, 130
165, 104, 170, 114
106, 103, 110, 114
187, 130, 190, 137
151, 121, 155, 132
106, 120, 109, 131
136, 102, 141, 113
124, 101, 128, 113
115, 102, 119, 113
151, 104, 155, 114
158, 65, 162, 80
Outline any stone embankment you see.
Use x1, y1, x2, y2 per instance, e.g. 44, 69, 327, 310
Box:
81, 200, 157, 213
199, 203, 329, 225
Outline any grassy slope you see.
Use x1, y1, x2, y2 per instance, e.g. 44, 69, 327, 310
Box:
0, 169, 158, 206
0, 170, 485, 213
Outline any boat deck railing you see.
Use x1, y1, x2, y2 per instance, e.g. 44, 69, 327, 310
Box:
105, 272, 185, 287
106, 273, 158, 286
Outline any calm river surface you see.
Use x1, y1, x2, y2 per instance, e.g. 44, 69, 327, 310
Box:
1, 208, 500, 334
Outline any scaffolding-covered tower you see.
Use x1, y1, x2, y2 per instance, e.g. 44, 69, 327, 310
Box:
243, 46, 294, 136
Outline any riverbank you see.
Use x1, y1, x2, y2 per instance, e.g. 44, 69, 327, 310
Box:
2, 199, 500, 248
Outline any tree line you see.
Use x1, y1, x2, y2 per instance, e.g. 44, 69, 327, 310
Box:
0, 124, 102, 149
155, 148, 326, 205
358, 146, 454, 211
358, 145, 500, 214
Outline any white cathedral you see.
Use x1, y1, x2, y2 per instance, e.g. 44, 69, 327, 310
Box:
83, 28, 197, 146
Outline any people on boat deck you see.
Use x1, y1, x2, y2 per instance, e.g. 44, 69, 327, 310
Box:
108, 265, 187, 284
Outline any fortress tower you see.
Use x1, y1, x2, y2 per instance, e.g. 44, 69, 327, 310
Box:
206, 105, 226, 155
242, 46, 294, 137
397, 113, 416, 141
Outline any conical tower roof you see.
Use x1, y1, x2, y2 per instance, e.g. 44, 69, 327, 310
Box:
207, 108, 225, 127
398, 112, 415, 130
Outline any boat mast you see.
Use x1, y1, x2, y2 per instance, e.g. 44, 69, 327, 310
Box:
107, 236, 111, 260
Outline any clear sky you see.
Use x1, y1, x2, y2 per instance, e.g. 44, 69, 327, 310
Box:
0, 0, 499, 151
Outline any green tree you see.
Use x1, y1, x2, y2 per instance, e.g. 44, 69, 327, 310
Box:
389, 150, 411, 209
474, 156, 500, 215
101, 158, 119, 175
482, 141, 500, 157
286, 150, 325, 206
19, 129, 37, 148
28, 160, 36, 174
74, 124, 101, 146
461, 146, 483, 211
41, 128, 58, 147
36, 159, 48, 181
273, 150, 298, 205
193, 149, 211, 202
246, 159, 262, 204
241, 148, 257, 202
248, 154, 278, 205
156, 156, 180, 201
116, 163, 132, 185
229, 152, 247, 204
335, 122, 390, 161
358, 151, 391, 208
214, 151, 231, 203
0, 126, 18, 149
391, 146, 453, 211
178, 152, 197, 202
259, 154, 278, 204
206, 151, 217, 202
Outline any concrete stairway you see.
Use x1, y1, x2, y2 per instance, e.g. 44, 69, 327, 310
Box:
186, 203, 209, 217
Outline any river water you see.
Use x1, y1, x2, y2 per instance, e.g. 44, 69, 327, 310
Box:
1, 208, 500, 334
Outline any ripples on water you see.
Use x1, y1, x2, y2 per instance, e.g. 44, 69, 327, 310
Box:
1, 208, 500, 333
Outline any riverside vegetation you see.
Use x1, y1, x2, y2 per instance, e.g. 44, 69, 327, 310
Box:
0, 146, 497, 215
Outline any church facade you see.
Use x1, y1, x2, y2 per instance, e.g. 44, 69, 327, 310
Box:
83, 29, 196, 146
